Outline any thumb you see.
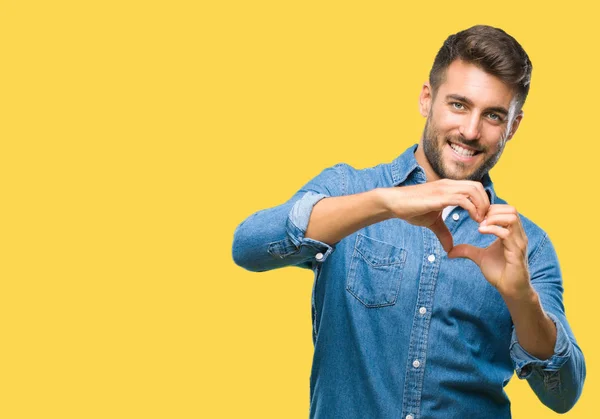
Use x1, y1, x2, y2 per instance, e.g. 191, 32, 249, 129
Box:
448, 244, 483, 266
428, 216, 453, 253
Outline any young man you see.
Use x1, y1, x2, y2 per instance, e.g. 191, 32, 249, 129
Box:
232, 25, 586, 418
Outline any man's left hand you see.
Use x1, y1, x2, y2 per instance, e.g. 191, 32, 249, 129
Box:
448, 204, 533, 300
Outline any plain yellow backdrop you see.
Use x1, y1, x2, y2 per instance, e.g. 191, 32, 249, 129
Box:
1, 0, 596, 418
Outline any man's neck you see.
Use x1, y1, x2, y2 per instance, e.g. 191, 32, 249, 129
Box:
414, 143, 440, 182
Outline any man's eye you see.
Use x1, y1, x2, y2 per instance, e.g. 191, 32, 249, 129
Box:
451, 102, 464, 110
487, 113, 501, 121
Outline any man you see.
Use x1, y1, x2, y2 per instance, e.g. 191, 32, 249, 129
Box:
232, 25, 586, 418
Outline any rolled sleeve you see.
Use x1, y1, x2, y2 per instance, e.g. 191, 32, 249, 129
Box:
233, 163, 348, 272
510, 312, 572, 379
266, 191, 335, 265
507, 231, 586, 413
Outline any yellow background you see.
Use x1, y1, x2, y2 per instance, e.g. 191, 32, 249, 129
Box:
1, 1, 596, 418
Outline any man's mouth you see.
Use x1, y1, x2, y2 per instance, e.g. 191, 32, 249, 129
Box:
447, 140, 482, 158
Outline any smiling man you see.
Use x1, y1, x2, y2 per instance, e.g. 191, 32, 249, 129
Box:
418, 58, 519, 183
232, 25, 586, 418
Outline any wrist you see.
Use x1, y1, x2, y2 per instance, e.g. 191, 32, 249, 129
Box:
502, 284, 538, 313
373, 187, 399, 220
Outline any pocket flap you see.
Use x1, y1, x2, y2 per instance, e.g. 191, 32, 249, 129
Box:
355, 234, 406, 266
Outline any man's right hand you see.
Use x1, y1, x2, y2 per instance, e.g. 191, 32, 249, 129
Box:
380, 179, 491, 252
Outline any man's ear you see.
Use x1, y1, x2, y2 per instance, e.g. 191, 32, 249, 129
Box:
506, 110, 524, 142
419, 82, 432, 117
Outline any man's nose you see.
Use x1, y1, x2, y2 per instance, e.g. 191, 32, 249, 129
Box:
459, 114, 482, 140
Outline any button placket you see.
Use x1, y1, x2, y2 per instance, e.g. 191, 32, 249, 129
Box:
401, 229, 442, 419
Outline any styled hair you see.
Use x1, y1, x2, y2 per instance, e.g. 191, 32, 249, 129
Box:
429, 25, 532, 112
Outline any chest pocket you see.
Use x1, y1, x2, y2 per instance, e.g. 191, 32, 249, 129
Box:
346, 234, 407, 308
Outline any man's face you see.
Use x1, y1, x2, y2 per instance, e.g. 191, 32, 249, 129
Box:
418, 59, 523, 181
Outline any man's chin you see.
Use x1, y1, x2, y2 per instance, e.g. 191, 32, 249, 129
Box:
439, 163, 480, 181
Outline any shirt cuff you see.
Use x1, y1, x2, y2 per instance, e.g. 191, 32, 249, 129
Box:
510, 312, 572, 379
286, 191, 334, 262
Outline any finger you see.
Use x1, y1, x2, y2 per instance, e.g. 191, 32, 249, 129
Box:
483, 204, 517, 217
428, 215, 453, 253
481, 213, 519, 229
477, 224, 510, 240
479, 224, 528, 260
469, 181, 491, 220
462, 180, 489, 221
449, 194, 479, 223
447, 243, 484, 266
434, 179, 484, 221
479, 217, 527, 255
447, 180, 489, 222
482, 206, 527, 243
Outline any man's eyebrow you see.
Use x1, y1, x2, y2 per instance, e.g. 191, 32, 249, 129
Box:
445, 94, 509, 116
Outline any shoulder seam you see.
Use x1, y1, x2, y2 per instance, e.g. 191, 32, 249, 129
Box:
333, 163, 348, 196
529, 232, 549, 266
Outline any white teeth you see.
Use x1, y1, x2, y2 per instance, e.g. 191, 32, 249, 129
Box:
449, 142, 476, 157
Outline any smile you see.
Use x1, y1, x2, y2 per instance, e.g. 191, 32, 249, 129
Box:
447, 141, 481, 161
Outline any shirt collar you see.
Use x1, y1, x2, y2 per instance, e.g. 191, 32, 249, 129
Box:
390, 143, 497, 204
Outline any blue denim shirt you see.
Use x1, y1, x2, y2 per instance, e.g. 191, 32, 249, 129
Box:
232, 144, 586, 418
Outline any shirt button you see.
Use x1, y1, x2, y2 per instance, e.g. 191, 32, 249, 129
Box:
406, 415, 414, 419
428, 254, 435, 263
452, 213, 459, 221
412, 359, 421, 368
419, 307, 427, 315
315, 252, 324, 261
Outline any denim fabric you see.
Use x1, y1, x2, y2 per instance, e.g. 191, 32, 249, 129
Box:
232, 144, 586, 418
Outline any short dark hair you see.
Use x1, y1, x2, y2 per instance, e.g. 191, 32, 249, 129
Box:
429, 25, 532, 112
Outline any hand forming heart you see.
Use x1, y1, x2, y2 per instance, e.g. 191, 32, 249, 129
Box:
448, 204, 532, 299
384, 180, 533, 300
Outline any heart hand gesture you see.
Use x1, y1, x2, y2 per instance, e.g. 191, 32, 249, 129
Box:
385, 178, 490, 252
448, 205, 532, 299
